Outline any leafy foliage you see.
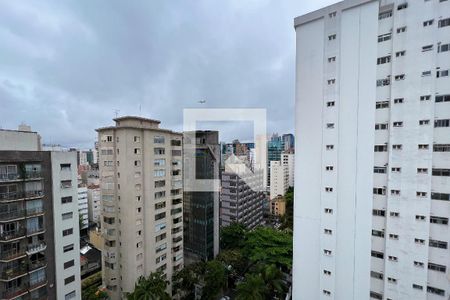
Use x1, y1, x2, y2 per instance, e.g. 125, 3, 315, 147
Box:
201, 260, 227, 300
127, 272, 170, 300
243, 227, 292, 269
82, 272, 107, 300
280, 187, 293, 231
172, 262, 205, 299
216, 249, 246, 276
236, 274, 267, 300
173, 224, 292, 300
220, 222, 246, 250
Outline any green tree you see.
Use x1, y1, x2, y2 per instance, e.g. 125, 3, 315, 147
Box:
236, 274, 267, 300
127, 272, 170, 300
172, 262, 205, 299
220, 222, 247, 250
259, 264, 286, 297
216, 249, 247, 277
201, 260, 227, 300
243, 227, 292, 270
280, 187, 293, 231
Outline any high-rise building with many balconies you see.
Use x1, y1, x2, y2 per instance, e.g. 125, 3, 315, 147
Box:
96, 116, 183, 299
0, 128, 81, 300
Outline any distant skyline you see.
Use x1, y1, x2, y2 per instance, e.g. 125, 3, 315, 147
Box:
0, 0, 338, 148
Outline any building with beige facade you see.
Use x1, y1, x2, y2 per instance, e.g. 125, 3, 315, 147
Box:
96, 116, 183, 299
270, 195, 286, 217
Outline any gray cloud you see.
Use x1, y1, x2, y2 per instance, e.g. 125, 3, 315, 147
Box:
0, 0, 338, 148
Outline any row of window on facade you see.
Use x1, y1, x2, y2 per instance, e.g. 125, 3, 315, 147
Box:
102, 135, 181, 145
372, 95, 450, 112
372, 187, 450, 201
326, 16, 450, 43
372, 209, 448, 225
369, 283, 446, 299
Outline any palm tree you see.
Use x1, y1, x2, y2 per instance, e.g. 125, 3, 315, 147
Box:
259, 264, 285, 297
127, 272, 171, 300
236, 274, 267, 300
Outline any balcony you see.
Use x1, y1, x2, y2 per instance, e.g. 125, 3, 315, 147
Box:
0, 190, 44, 202
29, 276, 47, 291
0, 228, 26, 242
27, 226, 45, 236
26, 242, 46, 255
0, 210, 25, 222
24, 172, 42, 180
0, 265, 27, 281
24, 190, 44, 199
1, 283, 28, 299
26, 207, 44, 217
172, 236, 183, 243
0, 173, 20, 182
0, 248, 26, 262
0, 192, 23, 202
29, 257, 47, 271
0, 172, 41, 182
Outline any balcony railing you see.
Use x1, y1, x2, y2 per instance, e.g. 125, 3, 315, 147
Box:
29, 257, 47, 271
0, 172, 41, 182
0, 192, 23, 202
1, 283, 28, 299
26, 207, 44, 217
0, 210, 25, 221
26, 242, 47, 255
24, 172, 42, 179
0, 265, 27, 281
27, 226, 45, 235
0, 190, 44, 202
173, 236, 183, 243
0, 228, 26, 241
0, 173, 20, 182
24, 190, 44, 199
0, 248, 26, 261
28, 276, 47, 290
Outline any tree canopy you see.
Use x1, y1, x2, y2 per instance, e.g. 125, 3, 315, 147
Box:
127, 272, 171, 300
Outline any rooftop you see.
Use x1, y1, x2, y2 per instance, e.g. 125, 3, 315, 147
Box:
294, 0, 377, 28
113, 115, 161, 124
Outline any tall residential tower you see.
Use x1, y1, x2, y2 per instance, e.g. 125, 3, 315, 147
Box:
96, 116, 184, 299
0, 128, 81, 300
294, 0, 450, 299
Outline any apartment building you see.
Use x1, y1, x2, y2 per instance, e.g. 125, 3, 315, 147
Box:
282, 152, 295, 188
269, 161, 288, 200
87, 185, 101, 226
294, 0, 450, 299
270, 195, 286, 217
0, 129, 81, 300
282, 133, 295, 152
78, 185, 89, 232
96, 116, 183, 299
267, 134, 284, 188
183, 131, 219, 264
220, 168, 265, 229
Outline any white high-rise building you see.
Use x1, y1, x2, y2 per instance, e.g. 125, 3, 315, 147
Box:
282, 152, 295, 188
87, 184, 101, 225
96, 116, 183, 299
269, 161, 288, 200
294, 1, 450, 299
78, 185, 89, 230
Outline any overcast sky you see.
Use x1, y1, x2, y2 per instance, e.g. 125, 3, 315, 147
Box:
0, 0, 338, 149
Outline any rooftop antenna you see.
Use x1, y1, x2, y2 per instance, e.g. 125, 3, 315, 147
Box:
114, 109, 120, 118
139, 104, 142, 116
